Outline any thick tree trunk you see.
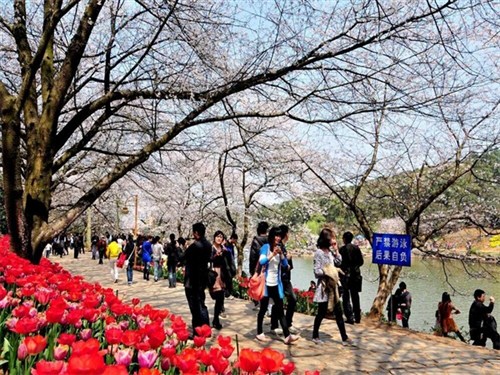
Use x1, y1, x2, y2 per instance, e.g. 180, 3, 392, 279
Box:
368, 264, 402, 318
1, 111, 29, 259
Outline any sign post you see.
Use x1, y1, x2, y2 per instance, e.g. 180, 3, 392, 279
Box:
372, 233, 412, 267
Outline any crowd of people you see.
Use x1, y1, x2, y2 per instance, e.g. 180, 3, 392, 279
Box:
44, 222, 499, 349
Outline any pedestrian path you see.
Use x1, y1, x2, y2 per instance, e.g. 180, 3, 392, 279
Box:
57, 256, 499, 374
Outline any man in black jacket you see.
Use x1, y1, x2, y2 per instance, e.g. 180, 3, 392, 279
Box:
248, 221, 269, 309
339, 231, 364, 324
182, 222, 212, 337
469, 289, 499, 349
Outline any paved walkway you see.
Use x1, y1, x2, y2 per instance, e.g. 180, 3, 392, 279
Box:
57, 256, 499, 374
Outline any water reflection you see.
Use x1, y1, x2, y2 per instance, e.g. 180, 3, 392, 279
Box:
288, 256, 499, 334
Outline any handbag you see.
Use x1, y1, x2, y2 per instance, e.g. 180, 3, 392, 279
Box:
208, 269, 218, 288
116, 252, 127, 268
248, 262, 266, 301
124, 248, 135, 268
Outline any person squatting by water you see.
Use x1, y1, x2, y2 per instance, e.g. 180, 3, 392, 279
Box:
312, 228, 355, 346
469, 289, 499, 349
437, 292, 466, 342
255, 226, 300, 345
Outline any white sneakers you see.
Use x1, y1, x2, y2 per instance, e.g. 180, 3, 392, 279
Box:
284, 334, 300, 345
342, 338, 356, 347
312, 338, 324, 345
255, 333, 271, 342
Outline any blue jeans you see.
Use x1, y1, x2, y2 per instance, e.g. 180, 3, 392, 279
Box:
168, 265, 177, 287
127, 264, 133, 283
153, 259, 161, 280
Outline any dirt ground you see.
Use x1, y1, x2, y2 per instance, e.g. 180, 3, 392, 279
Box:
439, 228, 499, 254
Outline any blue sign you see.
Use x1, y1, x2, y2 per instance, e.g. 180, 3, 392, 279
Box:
372, 233, 411, 267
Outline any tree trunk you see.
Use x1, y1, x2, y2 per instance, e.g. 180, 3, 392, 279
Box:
368, 264, 402, 318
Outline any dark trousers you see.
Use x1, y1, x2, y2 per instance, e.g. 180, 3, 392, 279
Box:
271, 280, 297, 329
98, 249, 104, 264
212, 290, 224, 327
168, 265, 177, 287
185, 287, 209, 335
313, 301, 348, 341
257, 285, 289, 337
401, 308, 411, 328
471, 327, 500, 349
341, 276, 361, 323
143, 262, 150, 280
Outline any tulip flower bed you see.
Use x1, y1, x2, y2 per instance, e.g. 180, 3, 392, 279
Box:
0, 235, 316, 374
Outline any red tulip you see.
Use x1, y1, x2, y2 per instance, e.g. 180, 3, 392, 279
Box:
105, 327, 123, 345
57, 333, 77, 346
193, 335, 206, 347
145, 323, 166, 349
173, 348, 199, 374
67, 351, 106, 375
176, 328, 190, 342
34, 288, 53, 305
71, 338, 101, 355
305, 371, 321, 375
0, 284, 7, 300
217, 335, 232, 348
212, 355, 229, 373
160, 344, 176, 359
260, 347, 284, 373
131, 298, 140, 306
220, 344, 234, 358
11, 316, 39, 334
121, 330, 142, 347
46, 304, 66, 324
281, 361, 296, 375
102, 365, 128, 375
23, 334, 47, 355
31, 360, 66, 375
237, 348, 260, 373
194, 324, 212, 338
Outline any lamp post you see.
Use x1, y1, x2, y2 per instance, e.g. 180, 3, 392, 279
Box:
119, 194, 139, 237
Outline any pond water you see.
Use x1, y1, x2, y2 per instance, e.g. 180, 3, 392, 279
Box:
244, 253, 500, 336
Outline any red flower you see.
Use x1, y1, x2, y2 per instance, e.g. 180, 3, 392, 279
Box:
176, 328, 190, 342
194, 324, 212, 338
260, 348, 284, 373
11, 316, 39, 334
67, 352, 106, 375
0, 284, 7, 300
57, 333, 77, 346
71, 338, 101, 355
24, 335, 47, 355
160, 344, 176, 360
102, 364, 128, 375
131, 298, 140, 306
281, 361, 296, 375
212, 355, 229, 373
105, 327, 123, 345
237, 348, 260, 373
145, 323, 166, 349
173, 348, 199, 374
34, 288, 53, 305
220, 344, 234, 358
193, 335, 206, 347
305, 371, 321, 375
31, 360, 66, 375
121, 330, 142, 347
45, 304, 66, 324
217, 335, 232, 348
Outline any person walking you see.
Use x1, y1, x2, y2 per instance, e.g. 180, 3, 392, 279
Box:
339, 231, 364, 324
181, 222, 212, 337
398, 282, 412, 328
210, 230, 232, 330
166, 234, 180, 288
249, 221, 269, 309
97, 236, 107, 264
312, 228, 354, 346
469, 289, 499, 349
255, 226, 299, 345
106, 236, 122, 283
271, 224, 298, 335
438, 292, 466, 342
141, 235, 153, 281
152, 236, 163, 282
124, 234, 136, 285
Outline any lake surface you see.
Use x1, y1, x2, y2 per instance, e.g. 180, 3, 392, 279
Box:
243, 253, 500, 336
